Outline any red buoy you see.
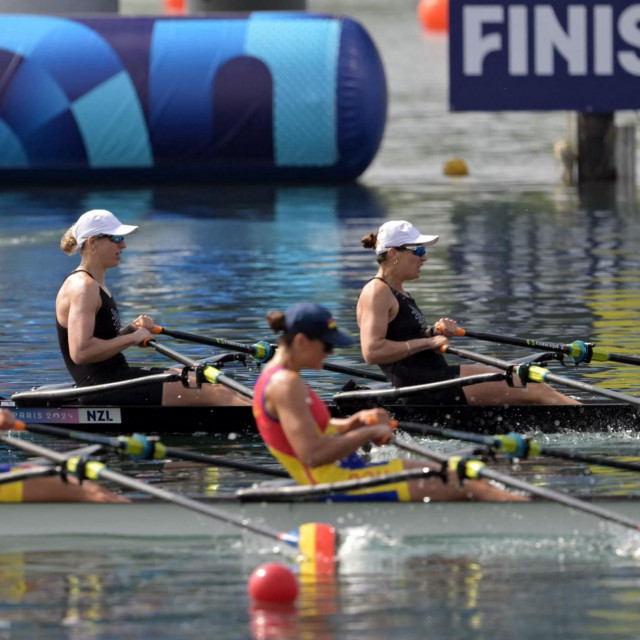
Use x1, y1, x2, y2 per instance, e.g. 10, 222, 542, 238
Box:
248, 563, 299, 605
417, 0, 449, 32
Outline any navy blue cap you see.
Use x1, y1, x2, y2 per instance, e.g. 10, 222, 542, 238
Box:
284, 303, 354, 348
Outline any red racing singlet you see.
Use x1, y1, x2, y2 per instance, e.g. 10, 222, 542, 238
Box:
252, 365, 332, 484
252, 365, 411, 501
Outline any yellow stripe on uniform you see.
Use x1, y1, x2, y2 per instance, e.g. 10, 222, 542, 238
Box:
0, 468, 24, 503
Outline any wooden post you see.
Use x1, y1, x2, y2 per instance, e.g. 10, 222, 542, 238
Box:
577, 113, 616, 184
0, 0, 117, 10
187, 0, 306, 10
615, 124, 636, 186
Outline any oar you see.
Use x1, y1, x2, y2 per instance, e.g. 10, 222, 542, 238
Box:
143, 339, 254, 399
397, 421, 640, 474
441, 344, 640, 408
236, 466, 441, 502
148, 325, 388, 382
0, 465, 58, 485
389, 437, 640, 533
0, 414, 288, 478
440, 325, 640, 366
147, 325, 276, 363
1, 434, 337, 575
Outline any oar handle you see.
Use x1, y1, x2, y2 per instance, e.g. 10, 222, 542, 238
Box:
363, 414, 398, 445
0, 414, 26, 431
434, 323, 465, 337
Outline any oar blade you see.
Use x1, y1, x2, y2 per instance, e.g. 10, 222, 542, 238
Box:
279, 523, 337, 575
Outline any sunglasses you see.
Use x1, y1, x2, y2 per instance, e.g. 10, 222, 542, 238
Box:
398, 245, 427, 257
96, 234, 125, 244
322, 340, 334, 354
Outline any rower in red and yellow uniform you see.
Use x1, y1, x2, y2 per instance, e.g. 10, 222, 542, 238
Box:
252, 302, 525, 502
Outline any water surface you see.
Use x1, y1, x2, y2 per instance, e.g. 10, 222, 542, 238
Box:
1, 0, 640, 637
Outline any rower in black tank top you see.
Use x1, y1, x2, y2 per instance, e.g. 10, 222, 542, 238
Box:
374, 277, 467, 405
56, 270, 164, 404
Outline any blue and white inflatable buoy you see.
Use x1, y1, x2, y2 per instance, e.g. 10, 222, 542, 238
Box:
0, 13, 387, 183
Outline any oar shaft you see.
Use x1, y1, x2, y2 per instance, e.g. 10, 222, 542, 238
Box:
540, 448, 640, 473
155, 325, 386, 382
399, 421, 640, 474
457, 328, 570, 354
154, 327, 255, 355
398, 421, 496, 448
146, 339, 254, 399
542, 371, 640, 406
443, 345, 640, 408
0, 466, 57, 485
5, 419, 288, 478
391, 438, 640, 532
1, 434, 293, 548
321, 361, 387, 382
455, 326, 640, 368
443, 345, 517, 370
607, 352, 640, 366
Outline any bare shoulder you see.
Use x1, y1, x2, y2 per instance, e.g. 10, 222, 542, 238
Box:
266, 367, 305, 399
65, 271, 98, 296
359, 277, 394, 306
60, 272, 100, 310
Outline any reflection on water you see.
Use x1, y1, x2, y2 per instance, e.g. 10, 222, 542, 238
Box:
2, 180, 640, 398
2, 2, 640, 636
1, 537, 639, 639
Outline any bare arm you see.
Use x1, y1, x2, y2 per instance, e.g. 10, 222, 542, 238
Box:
357, 280, 448, 365
266, 369, 392, 468
64, 279, 151, 364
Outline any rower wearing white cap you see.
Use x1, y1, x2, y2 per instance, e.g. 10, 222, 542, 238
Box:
357, 220, 579, 406
55, 210, 250, 407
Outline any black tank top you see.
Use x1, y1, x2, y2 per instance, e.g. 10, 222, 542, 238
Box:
56, 270, 130, 386
374, 277, 452, 386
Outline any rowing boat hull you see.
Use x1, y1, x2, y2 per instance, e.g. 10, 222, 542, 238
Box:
1, 498, 638, 540
3, 398, 639, 435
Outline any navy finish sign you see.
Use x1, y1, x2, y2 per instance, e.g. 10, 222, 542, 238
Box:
450, 0, 640, 111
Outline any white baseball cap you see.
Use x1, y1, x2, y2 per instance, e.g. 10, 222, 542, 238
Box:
73, 210, 139, 248
376, 220, 439, 255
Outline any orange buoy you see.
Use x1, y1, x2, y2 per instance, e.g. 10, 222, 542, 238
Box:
417, 0, 449, 33
164, 0, 186, 15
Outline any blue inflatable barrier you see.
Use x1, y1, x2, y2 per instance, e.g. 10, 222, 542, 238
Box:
0, 13, 387, 184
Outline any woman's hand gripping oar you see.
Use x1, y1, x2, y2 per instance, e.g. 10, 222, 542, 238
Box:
1, 429, 338, 575
437, 324, 640, 367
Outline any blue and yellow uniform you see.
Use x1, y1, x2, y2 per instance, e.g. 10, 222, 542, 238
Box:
252, 366, 410, 501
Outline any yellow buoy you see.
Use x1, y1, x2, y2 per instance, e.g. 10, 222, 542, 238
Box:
443, 158, 469, 176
